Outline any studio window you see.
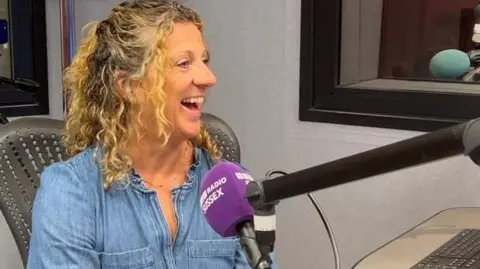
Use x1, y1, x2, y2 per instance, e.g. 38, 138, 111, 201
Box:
299, 0, 480, 131
0, 0, 48, 117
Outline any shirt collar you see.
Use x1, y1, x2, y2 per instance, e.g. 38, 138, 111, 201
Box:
128, 146, 205, 193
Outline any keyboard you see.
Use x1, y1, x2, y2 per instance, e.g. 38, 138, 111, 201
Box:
411, 229, 480, 269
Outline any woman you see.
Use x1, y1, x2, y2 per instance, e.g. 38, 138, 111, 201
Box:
27, 1, 276, 268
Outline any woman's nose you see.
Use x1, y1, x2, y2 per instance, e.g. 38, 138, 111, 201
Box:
193, 63, 217, 88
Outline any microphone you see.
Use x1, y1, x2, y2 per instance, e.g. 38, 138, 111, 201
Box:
429, 49, 471, 79
200, 161, 273, 269
246, 117, 480, 209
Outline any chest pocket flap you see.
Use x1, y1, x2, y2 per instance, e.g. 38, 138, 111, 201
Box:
100, 246, 154, 269
188, 239, 238, 268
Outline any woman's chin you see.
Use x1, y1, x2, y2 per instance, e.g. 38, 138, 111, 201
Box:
178, 121, 202, 139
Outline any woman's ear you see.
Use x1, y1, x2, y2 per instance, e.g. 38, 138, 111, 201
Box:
114, 72, 137, 100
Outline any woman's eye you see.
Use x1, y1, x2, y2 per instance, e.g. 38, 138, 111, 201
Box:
177, 60, 191, 68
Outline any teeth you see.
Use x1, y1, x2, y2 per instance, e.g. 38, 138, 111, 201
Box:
182, 96, 204, 104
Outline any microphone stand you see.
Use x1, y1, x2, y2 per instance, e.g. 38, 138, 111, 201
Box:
238, 222, 273, 269
252, 202, 277, 267
246, 116, 480, 216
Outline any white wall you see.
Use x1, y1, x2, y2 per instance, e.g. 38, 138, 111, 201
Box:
2, 0, 480, 268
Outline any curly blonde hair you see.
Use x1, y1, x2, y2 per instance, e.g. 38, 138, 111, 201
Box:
63, 0, 221, 189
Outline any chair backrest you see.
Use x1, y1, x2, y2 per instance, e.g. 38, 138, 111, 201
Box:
200, 113, 241, 163
0, 112, 240, 267
0, 117, 65, 267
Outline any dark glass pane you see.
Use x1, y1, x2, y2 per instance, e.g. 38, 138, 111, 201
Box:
378, 0, 478, 81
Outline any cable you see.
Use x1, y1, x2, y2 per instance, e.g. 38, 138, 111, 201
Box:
265, 169, 341, 269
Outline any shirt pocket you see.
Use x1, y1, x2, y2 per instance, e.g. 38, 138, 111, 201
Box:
100, 245, 155, 269
187, 238, 238, 269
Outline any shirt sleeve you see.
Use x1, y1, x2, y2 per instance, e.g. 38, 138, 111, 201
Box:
26, 162, 100, 269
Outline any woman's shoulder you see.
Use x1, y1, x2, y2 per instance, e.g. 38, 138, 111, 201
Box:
38, 146, 101, 197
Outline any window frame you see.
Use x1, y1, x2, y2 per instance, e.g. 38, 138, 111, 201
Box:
0, 0, 49, 117
299, 0, 480, 132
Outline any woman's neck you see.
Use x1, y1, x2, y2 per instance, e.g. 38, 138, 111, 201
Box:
127, 137, 193, 177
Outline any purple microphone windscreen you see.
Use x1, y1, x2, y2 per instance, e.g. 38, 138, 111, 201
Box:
200, 161, 254, 237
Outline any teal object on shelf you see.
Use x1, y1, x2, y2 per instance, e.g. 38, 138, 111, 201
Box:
429, 49, 471, 79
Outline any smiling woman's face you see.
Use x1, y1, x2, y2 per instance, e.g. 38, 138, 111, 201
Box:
161, 22, 217, 140
133, 22, 216, 143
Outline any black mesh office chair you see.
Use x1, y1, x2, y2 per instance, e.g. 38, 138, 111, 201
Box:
0, 117, 65, 266
201, 112, 241, 163
0, 112, 240, 267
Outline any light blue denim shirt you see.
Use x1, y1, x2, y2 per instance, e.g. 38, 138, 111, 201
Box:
26, 145, 277, 269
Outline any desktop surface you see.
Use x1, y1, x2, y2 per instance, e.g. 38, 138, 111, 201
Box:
353, 207, 480, 269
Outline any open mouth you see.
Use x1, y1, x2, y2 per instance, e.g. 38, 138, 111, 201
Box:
181, 96, 205, 111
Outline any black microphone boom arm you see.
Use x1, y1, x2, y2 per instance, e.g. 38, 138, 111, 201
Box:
246, 117, 480, 207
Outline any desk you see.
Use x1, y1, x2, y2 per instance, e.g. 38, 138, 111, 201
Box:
353, 207, 480, 269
